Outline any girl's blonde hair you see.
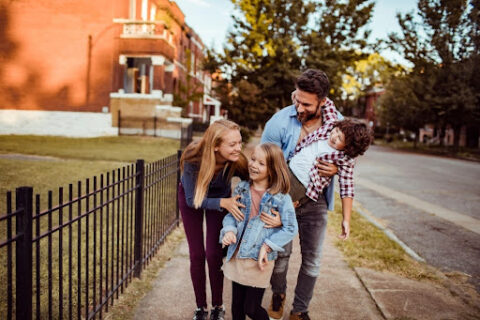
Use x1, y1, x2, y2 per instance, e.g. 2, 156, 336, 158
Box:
180, 119, 248, 208
257, 143, 290, 195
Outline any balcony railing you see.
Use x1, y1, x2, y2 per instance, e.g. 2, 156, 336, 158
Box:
123, 22, 156, 36
113, 19, 172, 44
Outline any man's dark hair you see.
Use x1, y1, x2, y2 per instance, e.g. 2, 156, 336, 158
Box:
295, 69, 330, 99
335, 118, 373, 158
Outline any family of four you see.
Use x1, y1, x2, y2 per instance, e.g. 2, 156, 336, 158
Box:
178, 69, 373, 320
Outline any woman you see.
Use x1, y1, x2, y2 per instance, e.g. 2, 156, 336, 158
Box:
179, 119, 249, 320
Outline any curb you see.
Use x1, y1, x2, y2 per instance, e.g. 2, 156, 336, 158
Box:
353, 201, 426, 263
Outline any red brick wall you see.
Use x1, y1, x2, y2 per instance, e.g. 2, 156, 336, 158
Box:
0, 0, 128, 112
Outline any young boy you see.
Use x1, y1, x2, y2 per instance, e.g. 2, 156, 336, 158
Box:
288, 113, 372, 240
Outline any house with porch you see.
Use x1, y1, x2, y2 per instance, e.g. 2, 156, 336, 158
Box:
0, 0, 221, 137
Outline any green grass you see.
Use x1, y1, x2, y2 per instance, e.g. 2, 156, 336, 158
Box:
0, 135, 180, 162
0, 135, 180, 212
327, 195, 438, 282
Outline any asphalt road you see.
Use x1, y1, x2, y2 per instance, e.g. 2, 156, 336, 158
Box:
353, 145, 480, 290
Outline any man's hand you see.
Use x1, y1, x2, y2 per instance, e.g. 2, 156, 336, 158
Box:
220, 195, 245, 221
338, 220, 350, 240
222, 231, 237, 246
315, 159, 338, 177
257, 244, 271, 271
260, 208, 282, 228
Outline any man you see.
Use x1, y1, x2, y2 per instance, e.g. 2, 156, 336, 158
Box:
261, 69, 340, 320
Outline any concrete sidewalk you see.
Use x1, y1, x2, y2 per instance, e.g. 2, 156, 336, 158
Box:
132, 231, 478, 320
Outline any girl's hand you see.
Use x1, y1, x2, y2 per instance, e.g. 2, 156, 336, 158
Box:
260, 208, 282, 228
338, 220, 350, 240
257, 244, 270, 271
222, 231, 237, 246
220, 195, 245, 221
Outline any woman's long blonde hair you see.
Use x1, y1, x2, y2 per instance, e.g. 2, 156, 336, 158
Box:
180, 119, 248, 208
257, 143, 290, 195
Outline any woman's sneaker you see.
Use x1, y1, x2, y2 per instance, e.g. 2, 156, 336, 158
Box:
193, 307, 208, 320
210, 305, 225, 320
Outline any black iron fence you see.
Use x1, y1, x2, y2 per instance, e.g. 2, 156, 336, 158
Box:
0, 152, 182, 320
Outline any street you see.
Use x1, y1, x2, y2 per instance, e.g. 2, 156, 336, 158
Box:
354, 145, 480, 290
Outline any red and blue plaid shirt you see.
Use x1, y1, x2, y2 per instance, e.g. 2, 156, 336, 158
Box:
292, 99, 355, 201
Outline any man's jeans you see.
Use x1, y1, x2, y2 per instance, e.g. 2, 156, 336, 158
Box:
270, 196, 328, 313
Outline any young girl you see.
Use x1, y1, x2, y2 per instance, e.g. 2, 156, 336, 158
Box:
220, 143, 298, 320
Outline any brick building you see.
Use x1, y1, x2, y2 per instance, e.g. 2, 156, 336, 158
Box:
0, 0, 220, 136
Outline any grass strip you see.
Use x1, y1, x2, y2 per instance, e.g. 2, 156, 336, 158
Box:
327, 196, 439, 282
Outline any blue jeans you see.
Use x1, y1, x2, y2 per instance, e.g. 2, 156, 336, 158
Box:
270, 196, 328, 313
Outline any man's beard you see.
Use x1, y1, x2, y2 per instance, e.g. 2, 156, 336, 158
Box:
296, 104, 320, 124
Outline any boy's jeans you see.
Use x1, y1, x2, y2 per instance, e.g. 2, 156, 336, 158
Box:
270, 196, 328, 313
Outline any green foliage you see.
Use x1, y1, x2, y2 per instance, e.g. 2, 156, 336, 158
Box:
206, 0, 374, 129
303, 0, 375, 101
341, 52, 405, 115
384, 0, 480, 149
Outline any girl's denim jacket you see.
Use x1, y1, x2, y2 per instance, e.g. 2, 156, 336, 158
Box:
219, 180, 298, 262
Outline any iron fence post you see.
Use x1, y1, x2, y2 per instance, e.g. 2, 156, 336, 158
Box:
134, 160, 145, 278
16, 186, 33, 320
176, 150, 182, 227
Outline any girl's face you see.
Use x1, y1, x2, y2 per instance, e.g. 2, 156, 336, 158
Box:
248, 146, 268, 184
328, 127, 346, 150
215, 129, 242, 163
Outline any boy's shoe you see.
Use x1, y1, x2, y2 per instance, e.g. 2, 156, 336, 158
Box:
289, 311, 311, 320
193, 307, 208, 320
210, 305, 225, 320
267, 293, 286, 320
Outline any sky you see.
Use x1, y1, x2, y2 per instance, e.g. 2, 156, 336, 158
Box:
174, 0, 418, 65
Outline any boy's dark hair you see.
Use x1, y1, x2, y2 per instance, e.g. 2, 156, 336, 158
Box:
335, 118, 373, 158
295, 69, 330, 100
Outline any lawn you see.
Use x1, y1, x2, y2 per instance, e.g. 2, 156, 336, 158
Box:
0, 135, 180, 212
0, 134, 182, 318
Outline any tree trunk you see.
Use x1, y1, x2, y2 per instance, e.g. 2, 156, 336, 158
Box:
413, 129, 418, 148
439, 124, 446, 147
453, 124, 462, 152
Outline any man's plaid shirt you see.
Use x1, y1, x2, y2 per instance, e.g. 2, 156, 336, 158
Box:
292, 99, 355, 201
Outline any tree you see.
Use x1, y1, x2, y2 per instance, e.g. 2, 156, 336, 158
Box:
379, 67, 434, 147
341, 52, 405, 116
208, 0, 375, 130
303, 0, 375, 103
386, 0, 479, 149
220, 0, 314, 127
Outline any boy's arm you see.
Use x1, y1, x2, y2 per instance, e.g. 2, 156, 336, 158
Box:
340, 197, 352, 240
337, 158, 355, 240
